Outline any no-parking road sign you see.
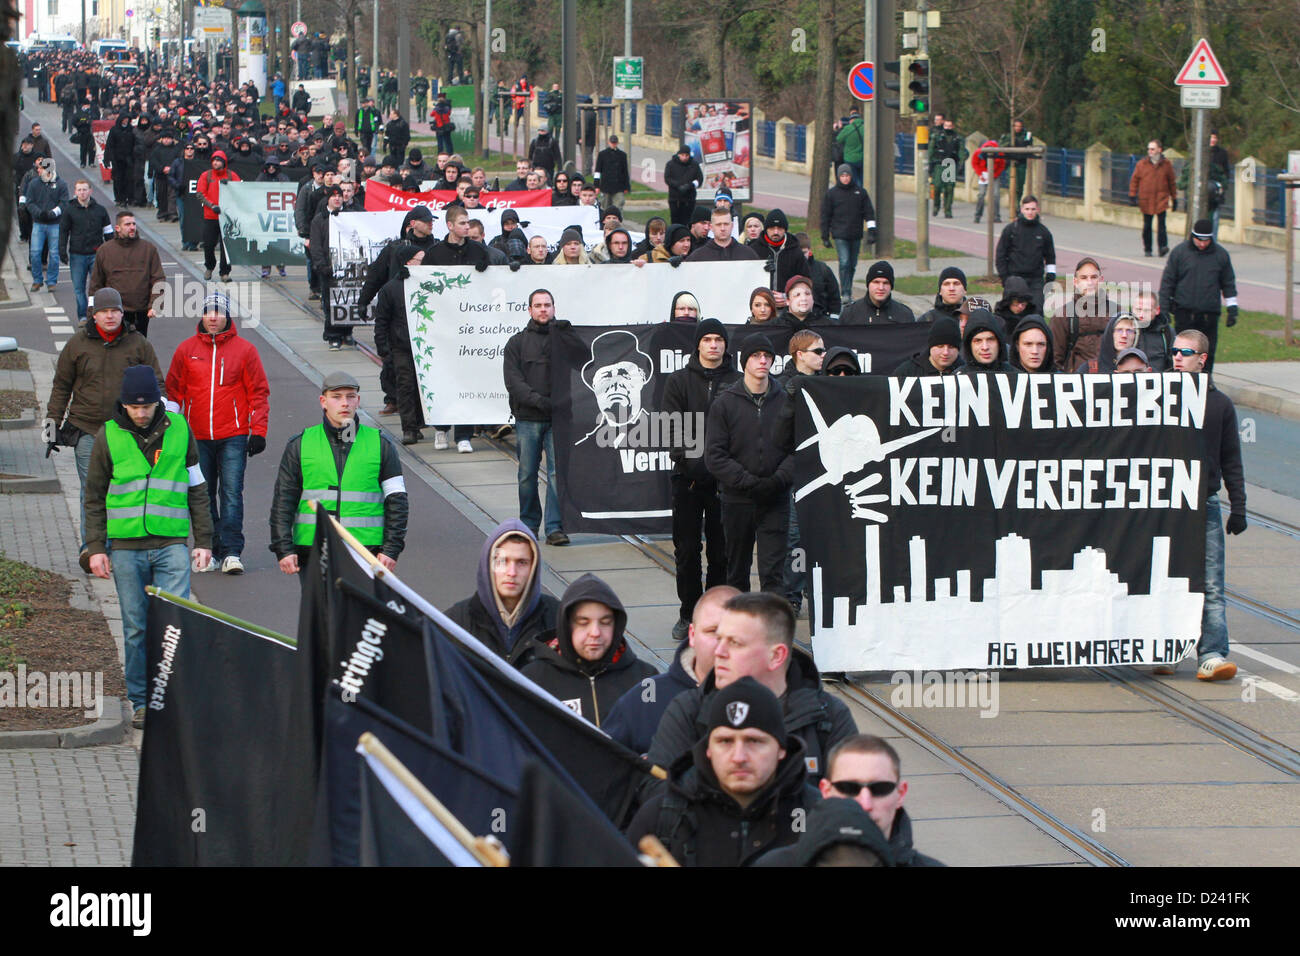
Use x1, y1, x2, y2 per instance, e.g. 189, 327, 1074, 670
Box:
847, 61, 875, 102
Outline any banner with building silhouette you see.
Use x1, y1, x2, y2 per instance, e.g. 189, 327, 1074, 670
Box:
218, 182, 306, 267
796, 373, 1209, 672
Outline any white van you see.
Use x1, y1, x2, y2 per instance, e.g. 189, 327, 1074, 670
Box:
92, 38, 129, 59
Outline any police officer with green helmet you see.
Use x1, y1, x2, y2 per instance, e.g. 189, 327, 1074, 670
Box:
84, 365, 214, 730
270, 370, 408, 575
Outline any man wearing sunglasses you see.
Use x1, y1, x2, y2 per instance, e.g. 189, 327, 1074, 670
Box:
1156, 331, 1246, 683
818, 734, 944, 866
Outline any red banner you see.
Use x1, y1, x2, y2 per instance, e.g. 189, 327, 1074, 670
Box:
94, 120, 114, 183
364, 180, 553, 212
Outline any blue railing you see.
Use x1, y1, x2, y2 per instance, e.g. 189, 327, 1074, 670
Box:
645, 104, 662, 138
1101, 152, 1138, 204
757, 120, 776, 158
1253, 167, 1287, 227
1043, 147, 1086, 199
784, 124, 807, 163
894, 132, 913, 175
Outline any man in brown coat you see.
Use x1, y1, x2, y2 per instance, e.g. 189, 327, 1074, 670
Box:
1128, 140, 1177, 258
87, 210, 166, 337
45, 288, 164, 559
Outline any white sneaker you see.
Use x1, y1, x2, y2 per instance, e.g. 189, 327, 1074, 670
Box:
457, 439, 473, 454
221, 555, 245, 575
433, 430, 448, 450
193, 554, 217, 573
1197, 657, 1237, 682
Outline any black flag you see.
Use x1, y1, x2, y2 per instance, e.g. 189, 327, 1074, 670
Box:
132, 595, 316, 866
507, 761, 641, 867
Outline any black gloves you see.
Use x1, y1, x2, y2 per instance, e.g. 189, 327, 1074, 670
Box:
1129, 195, 1137, 206
247, 434, 266, 457
474, 259, 489, 272
667, 255, 683, 268
1226, 513, 1247, 535
1171, 196, 1178, 212
42, 418, 59, 458
763, 258, 776, 274
821, 234, 832, 248
509, 260, 521, 271
867, 226, 877, 244
1226, 305, 1238, 327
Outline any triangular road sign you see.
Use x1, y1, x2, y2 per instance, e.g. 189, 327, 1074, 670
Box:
1175, 38, 1229, 87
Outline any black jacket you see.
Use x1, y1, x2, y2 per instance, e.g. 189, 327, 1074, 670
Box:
820, 179, 876, 241
424, 236, 490, 269
685, 239, 759, 262
775, 306, 832, 331
527, 131, 563, 179
996, 214, 1056, 281
1203, 385, 1246, 514
357, 218, 441, 311
294, 179, 320, 237
593, 146, 631, 194
104, 118, 135, 165
603, 641, 701, 757
958, 310, 1016, 375
1136, 313, 1175, 373
148, 140, 182, 178
503, 318, 559, 422
749, 234, 810, 295
1008, 314, 1058, 373
519, 574, 657, 727
625, 735, 818, 867
1160, 238, 1237, 315
59, 196, 112, 258
664, 154, 703, 204
705, 376, 794, 503
994, 275, 1036, 339
808, 258, 841, 313
661, 352, 741, 482
444, 519, 559, 667
371, 267, 413, 356
840, 293, 916, 325
268, 415, 408, 560
22, 175, 69, 224
645, 651, 857, 794
754, 796, 897, 867
894, 350, 961, 377
308, 206, 338, 278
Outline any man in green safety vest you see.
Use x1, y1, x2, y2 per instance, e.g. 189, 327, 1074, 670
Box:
269, 370, 409, 576
83, 365, 214, 730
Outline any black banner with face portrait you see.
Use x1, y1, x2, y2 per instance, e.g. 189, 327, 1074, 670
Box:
550, 322, 929, 535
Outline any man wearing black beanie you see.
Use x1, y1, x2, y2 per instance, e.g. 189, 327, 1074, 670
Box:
919, 266, 968, 323
705, 334, 794, 594
893, 316, 964, 376
841, 260, 917, 324
662, 318, 741, 639
625, 676, 817, 866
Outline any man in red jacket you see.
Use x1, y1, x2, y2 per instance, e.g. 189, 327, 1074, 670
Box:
196, 150, 242, 281
165, 291, 271, 574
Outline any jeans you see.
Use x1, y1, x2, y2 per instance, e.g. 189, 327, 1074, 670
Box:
1174, 310, 1220, 373
435, 128, 453, 154
847, 161, 862, 188
30, 222, 61, 285
111, 543, 191, 708
833, 238, 860, 305
783, 493, 805, 606
196, 435, 248, 560
515, 419, 562, 536
1142, 211, 1168, 253
1210, 206, 1221, 241
203, 217, 229, 275
75, 431, 96, 549
69, 252, 95, 322
671, 474, 727, 622
1199, 495, 1229, 662
721, 497, 789, 594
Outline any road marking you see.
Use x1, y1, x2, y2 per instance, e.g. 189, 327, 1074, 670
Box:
1234, 643, 1300, 675
1238, 667, 1300, 703
49, 326, 74, 334
43, 306, 63, 313
53, 341, 67, 350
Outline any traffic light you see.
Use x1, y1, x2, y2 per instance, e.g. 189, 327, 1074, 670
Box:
908, 55, 930, 116
882, 56, 914, 116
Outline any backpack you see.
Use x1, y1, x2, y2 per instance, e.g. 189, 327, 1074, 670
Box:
654, 790, 698, 867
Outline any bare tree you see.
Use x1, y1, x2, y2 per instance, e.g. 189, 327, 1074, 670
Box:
806, 0, 837, 232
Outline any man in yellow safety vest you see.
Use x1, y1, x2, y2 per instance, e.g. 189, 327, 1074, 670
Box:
83, 365, 214, 730
269, 370, 409, 575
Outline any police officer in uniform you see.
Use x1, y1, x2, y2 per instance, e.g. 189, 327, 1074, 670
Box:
269, 371, 409, 574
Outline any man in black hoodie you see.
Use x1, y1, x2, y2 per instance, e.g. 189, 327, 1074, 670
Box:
371, 242, 428, 443
149, 128, 182, 222
528, 127, 563, 183
1009, 315, 1057, 373
445, 519, 558, 668
626, 677, 818, 867
754, 792, 896, 867
840, 260, 916, 325
706, 334, 794, 594
996, 194, 1056, 311
663, 319, 741, 638
993, 274, 1035, 340
521, 573, 656, 727
958, 308, 1016, 375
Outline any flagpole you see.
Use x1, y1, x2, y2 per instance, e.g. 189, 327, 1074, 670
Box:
145, 587, 297, 646
637, 835, 681, 867
317, 506, 389, 578
358, 732, 511, 866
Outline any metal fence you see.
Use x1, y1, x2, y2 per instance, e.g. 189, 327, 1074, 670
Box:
645, 104, 662, 138
785, 124, 807, 164
1101, 152, 1137, 204
757, 119, 776, 159
1043, 147, 1086, 199
1254, 166, 1287, 226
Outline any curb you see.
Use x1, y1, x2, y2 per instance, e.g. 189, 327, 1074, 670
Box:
0, 408, 38, 430
1215, 378, 1300, 424
0, 697, 130, 749
0, 475, 62, 493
